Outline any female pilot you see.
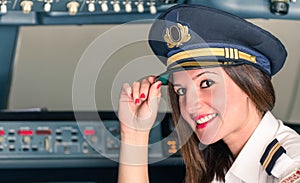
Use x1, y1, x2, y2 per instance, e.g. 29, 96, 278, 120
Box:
117, 4, 300, 183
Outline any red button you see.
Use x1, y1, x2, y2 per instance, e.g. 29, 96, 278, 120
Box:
0, 130, 4, 136
36, 130, 52, 135
18, 130, 33, 136
84, 129, 95, 136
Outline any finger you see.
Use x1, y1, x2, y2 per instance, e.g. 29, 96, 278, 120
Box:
143, 81, 162, 118
147, 75, 156, 84
139, 79, 150, 102
147, 81, 162, 106
132, 81, 141, 105
120, 83, 133, 99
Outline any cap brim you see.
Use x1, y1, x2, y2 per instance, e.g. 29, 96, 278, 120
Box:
155, 71, 170, 85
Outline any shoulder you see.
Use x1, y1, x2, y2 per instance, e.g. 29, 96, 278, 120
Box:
260, 120, 300, 182
277, 120, 300, 159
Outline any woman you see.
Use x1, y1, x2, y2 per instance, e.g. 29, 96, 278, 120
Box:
118, 4, 300, 183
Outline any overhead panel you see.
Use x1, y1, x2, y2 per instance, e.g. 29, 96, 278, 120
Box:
0, 0, 184, 25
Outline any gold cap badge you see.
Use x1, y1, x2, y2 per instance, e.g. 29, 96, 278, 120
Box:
164, 23, 191, 49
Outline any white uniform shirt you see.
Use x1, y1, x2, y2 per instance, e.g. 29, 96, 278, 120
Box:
212, 111, 300, 183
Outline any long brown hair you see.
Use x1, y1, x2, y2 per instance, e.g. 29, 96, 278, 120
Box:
168, 64, 275, 183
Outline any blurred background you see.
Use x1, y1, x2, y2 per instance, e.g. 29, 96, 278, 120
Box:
0, 0, 300, 182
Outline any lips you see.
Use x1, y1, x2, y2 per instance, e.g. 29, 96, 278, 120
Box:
193, 113, 218, 129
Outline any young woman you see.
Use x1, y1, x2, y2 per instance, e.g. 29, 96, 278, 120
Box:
118, 4, 300, 183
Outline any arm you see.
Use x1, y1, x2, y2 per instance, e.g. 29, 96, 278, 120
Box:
118, 130, 150, 183
118, 76, 162, 183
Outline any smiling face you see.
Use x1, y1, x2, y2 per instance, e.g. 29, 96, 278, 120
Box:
172, 67, 257, 145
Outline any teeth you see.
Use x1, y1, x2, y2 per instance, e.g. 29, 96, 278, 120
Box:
204, 116, 209, 121
195, 113, 217, 124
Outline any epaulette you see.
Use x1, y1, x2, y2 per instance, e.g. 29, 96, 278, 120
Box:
260, 138, 300, 182
260, 138, 286, 175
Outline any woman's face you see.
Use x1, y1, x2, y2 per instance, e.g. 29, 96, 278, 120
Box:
172, 67, 252, 145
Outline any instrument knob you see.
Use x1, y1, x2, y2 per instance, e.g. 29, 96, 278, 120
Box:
23, 136, 31, 144
66, 1, 79, 15
88, 2, 95, 12
0, 3, 7, 14
136, 2, 144, 13
100, 1, 108, 12
20, 0, 33, 14
44, 2, 51, 12
124, 2, 132, 13
112, 1, 120, 12
149, 4, 156, 14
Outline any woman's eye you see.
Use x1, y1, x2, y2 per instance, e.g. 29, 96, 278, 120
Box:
176, 88, 186, 96
200, 79, 215, 88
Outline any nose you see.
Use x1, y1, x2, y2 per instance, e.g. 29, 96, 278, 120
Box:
184, 87, 201, 114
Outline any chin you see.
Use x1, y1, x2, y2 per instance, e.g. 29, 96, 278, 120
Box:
198, 133, 219, 145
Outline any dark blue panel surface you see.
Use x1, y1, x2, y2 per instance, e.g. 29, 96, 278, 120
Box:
0, 26, 19, 109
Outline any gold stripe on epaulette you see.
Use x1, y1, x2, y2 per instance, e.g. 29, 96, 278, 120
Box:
262, 142, 281, 169
166, 47, 257, 67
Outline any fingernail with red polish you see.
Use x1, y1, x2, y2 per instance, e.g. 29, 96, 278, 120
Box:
135, 99, 140, 104
140, 93, 145, 99
130, 93, 133, 98
157, 83, 162, 89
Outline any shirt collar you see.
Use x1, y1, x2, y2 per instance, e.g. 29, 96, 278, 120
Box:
225, 111, 280, 182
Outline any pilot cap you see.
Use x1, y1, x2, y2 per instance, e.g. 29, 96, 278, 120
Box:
148, 4, 287, 84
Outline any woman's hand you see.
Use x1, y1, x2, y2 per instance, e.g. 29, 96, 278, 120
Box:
118, 76, 161, 183
118, 76, 162, 143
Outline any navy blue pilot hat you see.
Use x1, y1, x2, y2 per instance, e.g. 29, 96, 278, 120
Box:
149, 4, 287, 85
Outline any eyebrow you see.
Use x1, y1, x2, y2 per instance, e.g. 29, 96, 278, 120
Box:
173, 71, 217, 86
192, 71, 217, 80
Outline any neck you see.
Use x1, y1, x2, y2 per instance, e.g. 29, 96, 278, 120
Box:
223, 110, 263, 157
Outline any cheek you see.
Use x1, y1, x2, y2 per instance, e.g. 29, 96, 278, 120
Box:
178, 98, 196, 128
222, 84, 249, 122
210, 87, 227, 115
208, 85, 244, 128
178, 99, 188, 118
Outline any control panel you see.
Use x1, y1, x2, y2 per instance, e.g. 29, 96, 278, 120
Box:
0, 121, 102, 156
0, 0, 182, 25
0, 111, 181, 168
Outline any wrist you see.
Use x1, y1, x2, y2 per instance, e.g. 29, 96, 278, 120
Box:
119, 128, 150, 165
120, 126, 150, 146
